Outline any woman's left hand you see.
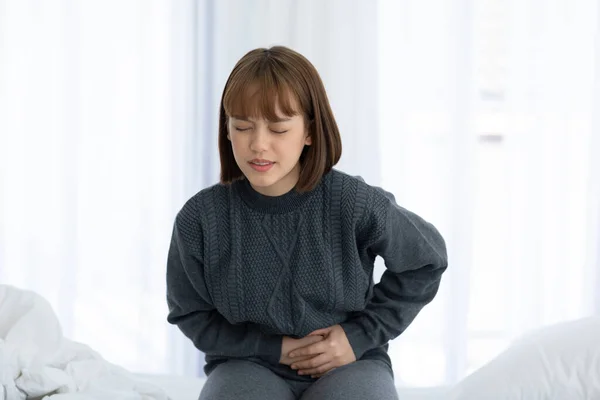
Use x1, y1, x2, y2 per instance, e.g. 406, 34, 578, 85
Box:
287, 324, 356, 378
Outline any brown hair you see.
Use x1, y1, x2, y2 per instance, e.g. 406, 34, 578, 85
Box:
218, 46, 342, 192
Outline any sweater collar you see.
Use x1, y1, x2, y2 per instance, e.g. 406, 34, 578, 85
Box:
234, 176, 319, 214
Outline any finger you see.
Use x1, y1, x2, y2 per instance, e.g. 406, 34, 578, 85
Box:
286, 336, 321, 359
303, 334, 324, 345
291, 353, 331, 372
288, 354, 314, 363
308, 327, 331, 337
289, 341, 327, 358
300, 361, 336, 376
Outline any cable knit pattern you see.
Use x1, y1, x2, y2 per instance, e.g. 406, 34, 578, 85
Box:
166, 169, 448, 381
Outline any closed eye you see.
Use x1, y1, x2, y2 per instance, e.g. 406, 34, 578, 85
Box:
233, 126, 288, 134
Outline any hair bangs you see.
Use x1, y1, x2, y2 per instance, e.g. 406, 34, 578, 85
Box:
223, 63, 300, 122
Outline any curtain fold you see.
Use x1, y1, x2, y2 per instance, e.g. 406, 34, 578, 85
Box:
0, 0, 192, 374
379, 0, 600, 385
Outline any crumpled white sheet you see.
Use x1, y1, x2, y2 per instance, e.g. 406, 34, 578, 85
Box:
0, 285, 169, 400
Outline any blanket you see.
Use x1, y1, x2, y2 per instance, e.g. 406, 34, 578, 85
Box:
0, 285, 169, 400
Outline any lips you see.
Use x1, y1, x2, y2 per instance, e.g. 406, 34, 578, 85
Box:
249, 159, 274, 166
248, 159, 275, 172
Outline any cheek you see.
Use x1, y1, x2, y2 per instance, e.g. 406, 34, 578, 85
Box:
228, 134, 243, 150
286, 134, 307, 149
228, 137, 244, 161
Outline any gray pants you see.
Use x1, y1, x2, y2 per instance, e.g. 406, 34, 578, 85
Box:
198, 359, 399, 400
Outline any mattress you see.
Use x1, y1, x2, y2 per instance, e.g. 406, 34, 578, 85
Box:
136, 374, 452, 400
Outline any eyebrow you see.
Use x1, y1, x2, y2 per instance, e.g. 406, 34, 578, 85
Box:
231, 115, 293, 123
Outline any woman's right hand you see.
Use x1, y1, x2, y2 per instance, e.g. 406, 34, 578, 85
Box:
279, 334, 324, 366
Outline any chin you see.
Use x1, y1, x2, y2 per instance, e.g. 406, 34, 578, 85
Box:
246, 175, 278, 188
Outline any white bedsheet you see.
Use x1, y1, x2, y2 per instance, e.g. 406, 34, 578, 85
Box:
0, 285, 169, 400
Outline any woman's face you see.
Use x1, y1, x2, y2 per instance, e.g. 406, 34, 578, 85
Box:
227, 100, 312, 197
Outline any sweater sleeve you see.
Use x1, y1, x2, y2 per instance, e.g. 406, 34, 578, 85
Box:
340, 187, 448, 360
166, 201, 282, 365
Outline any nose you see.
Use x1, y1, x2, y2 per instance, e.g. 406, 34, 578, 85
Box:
249, 126, 269, 153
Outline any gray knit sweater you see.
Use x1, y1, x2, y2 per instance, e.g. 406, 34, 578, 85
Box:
166, 169, 447, 381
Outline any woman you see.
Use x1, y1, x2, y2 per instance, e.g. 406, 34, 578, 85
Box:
166, 46, 448, 400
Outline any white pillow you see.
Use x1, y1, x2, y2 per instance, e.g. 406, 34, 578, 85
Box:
449, 316, 600, 400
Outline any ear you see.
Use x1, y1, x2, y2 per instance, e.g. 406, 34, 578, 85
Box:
304, 132, 312, 146
304, 119, 313, 146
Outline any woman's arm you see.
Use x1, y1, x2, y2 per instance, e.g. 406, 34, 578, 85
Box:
166, 208, 282, 365
340, 187, 448, 360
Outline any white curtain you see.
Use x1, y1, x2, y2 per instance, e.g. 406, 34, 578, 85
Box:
378, 0, 477, 385
379, 0, 600, 386
0, 0, 196, 375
